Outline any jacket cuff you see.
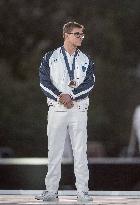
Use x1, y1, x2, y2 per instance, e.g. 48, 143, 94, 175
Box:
70, 91, 75, 100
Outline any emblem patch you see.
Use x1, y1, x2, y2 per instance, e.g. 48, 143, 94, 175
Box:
82, 66, 86, 72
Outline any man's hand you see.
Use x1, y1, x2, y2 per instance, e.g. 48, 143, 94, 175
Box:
59, 94, 74, 109
59, 94, 72, 105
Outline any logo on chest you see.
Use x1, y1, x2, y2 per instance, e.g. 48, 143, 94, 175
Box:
82, 66, 87, 72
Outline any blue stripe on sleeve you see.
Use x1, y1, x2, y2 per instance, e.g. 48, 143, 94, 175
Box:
39, 51, 61, 101
74, 92, 89, 101
40, 87, 57, 101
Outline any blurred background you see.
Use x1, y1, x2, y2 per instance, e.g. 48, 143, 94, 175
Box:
1, 0, 140, 191
0, 0, 140, 158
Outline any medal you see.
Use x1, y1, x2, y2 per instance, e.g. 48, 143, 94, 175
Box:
68, 80, 77, 88
61, 46, 78, 88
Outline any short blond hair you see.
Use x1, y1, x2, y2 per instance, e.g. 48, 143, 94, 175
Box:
63, 21, 85, 38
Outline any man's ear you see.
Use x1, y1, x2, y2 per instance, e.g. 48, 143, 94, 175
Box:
63, 33, 68, 39
63, 33, 66, 39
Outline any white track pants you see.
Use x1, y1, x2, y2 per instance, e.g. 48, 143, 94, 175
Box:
45, 107, 89, 193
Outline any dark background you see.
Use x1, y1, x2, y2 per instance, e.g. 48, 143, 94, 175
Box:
0, 0, 140, 157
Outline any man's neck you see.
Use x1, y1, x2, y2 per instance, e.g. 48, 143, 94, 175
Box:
63, 42, 77, 55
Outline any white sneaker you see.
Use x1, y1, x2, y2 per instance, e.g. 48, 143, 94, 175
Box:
35, 190, 58, 201
77, 191, 93, 203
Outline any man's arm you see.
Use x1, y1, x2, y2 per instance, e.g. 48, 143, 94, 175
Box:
39, 51, 62, 101
70, 58, 95, 100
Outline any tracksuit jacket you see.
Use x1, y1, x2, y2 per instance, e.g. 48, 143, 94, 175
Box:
39, 46, 95, 109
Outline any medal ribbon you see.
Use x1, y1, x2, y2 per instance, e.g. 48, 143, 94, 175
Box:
61, 46, 78, 81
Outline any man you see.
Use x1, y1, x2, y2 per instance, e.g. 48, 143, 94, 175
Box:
35, 21, 95, 202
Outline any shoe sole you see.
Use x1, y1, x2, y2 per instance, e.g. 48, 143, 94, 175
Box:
35, 197, 58, 201
35, 196, 58, 201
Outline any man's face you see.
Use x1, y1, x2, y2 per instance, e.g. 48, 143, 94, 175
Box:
65, 27, 84, 47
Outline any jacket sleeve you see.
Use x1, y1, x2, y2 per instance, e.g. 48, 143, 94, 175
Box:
70, 58, 95, 100
39, 51, 61, 101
